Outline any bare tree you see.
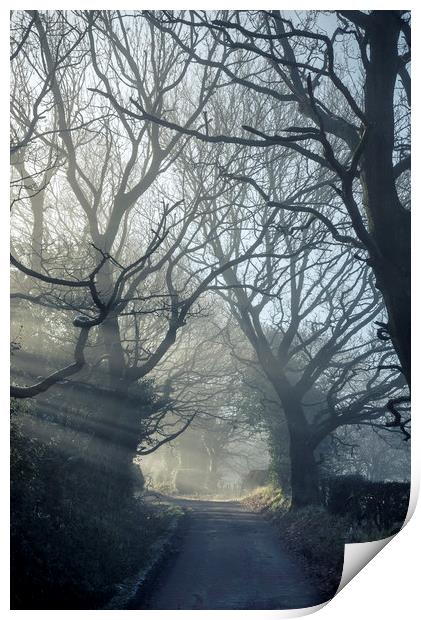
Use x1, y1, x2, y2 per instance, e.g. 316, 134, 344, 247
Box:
182, 145, 407, 506
131, 10, 410, 388
11, 8, 409, 506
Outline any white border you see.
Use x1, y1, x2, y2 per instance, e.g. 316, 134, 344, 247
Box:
2, 3, 419, 618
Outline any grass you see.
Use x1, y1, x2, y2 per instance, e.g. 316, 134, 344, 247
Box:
242, 484, 406, 600
242, 486, 345, 600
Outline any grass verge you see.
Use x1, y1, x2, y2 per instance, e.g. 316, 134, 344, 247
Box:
242, 486, 345, 600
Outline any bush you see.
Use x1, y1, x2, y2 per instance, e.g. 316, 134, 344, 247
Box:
274, 505, 346, 600
10, 401, 174, 609
241, 469, 270, 493
242, 486, 344, 600
320, 475, 410, 537
174, 468, 206, 495
243, 477, 411, 602
241, 484, 288, 512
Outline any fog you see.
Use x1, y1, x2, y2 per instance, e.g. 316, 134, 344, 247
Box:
10, 9, 410, 610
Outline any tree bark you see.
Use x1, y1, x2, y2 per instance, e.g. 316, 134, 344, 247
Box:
288, 428, 320, 508
94, 237, 127, 383
279, 392, 321, 508
361, 11, 410, 385
206, 452, 220, 492
234, 318, 323, 507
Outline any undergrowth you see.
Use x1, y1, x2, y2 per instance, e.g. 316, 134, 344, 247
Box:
11, 402, 177, 610
241, 484, 400, 601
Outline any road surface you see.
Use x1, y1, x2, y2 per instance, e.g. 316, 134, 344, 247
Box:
137, 497, 324, 610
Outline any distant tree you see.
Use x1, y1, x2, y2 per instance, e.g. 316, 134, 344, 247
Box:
320, 424, 410, 482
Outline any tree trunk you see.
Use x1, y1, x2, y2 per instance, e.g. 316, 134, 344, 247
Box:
30, 190, 44, 273
252, 341, 322, 508
362, 11, 411, 386
288, 427, 320, 508
85, 382, 140, 502
88, 239, 142, 499
11, 157, 45, 273
207, 453, 219, 492
276, 387, 321, 508
95, 240, 127, 383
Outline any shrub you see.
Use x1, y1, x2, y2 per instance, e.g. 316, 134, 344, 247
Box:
242, 487, 344, 600
320, 475, 410, 538
10, 400, 174, 609
270, 505, 346, 600
243, 477, 411, 602
174, 468, 206, 495
241, 484, 289, 512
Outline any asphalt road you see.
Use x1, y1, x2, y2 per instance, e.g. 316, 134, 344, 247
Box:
139, 497, 324, 610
